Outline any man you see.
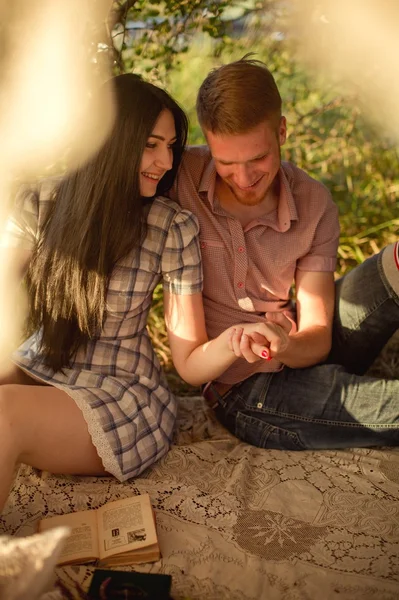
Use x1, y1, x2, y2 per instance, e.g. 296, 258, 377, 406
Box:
170, 56, 399, 449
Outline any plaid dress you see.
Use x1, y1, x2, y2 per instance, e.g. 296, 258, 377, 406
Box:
1, 181, 203, 481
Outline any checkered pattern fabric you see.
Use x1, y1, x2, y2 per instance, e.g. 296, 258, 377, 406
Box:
1, 182, 203, 481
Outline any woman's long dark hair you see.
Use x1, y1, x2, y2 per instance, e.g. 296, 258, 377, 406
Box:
26, 74, 188, 372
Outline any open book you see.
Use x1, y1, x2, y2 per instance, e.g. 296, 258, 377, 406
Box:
38, 493, 160, 566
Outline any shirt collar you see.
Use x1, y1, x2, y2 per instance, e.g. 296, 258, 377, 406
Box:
199, 158, 218, 207
199, 158, 299, 230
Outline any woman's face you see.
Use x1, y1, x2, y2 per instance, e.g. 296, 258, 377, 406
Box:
140, 108, 176, 197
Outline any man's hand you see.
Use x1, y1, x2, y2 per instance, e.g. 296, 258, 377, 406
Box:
228, 312, 293, 363
265, 310, 297, 334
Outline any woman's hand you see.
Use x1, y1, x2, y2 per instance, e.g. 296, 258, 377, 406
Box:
228, 312, 294, 363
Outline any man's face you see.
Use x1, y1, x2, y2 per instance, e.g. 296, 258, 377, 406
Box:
205, 117, 286, 206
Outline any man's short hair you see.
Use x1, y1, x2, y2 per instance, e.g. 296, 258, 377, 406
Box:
196, 55, 282, 135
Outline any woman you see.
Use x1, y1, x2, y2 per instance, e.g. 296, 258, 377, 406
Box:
0, 74, 269, 512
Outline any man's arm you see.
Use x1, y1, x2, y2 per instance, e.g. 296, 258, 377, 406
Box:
209, 270, 334, 370
270, 270, 335, 368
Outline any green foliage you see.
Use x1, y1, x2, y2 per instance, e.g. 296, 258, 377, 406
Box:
108, 0, 230, 80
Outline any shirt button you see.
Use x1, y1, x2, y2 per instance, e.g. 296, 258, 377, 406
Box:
257, 402, 263, 409
238, 246, 245, 253
200, 242, 206, 249
237, 282, 244, 288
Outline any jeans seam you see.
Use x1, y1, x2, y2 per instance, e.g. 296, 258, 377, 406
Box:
259, 372, 274, 404
238, 373, 274, 408
338, 295, 393, 342
254, 406, 399, 429
237, 411, 300, 440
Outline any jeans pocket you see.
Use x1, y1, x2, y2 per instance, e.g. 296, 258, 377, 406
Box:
235, 411, 305, 450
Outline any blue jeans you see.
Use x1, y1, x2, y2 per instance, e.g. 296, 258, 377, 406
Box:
212, 251, 399, 449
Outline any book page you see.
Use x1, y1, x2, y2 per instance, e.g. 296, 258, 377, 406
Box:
97, 494, 157, 560
38, 510, 99, 564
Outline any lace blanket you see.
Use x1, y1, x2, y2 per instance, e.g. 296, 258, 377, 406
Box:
1, 396, 399, 600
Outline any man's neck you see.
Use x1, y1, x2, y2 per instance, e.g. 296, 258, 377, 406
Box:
215, 178, 279, 228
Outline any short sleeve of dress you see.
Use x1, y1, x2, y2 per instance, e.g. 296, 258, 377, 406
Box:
161, 209, 203, 295
0, 184, 39, 250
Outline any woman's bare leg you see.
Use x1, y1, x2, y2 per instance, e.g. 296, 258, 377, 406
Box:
0, 381, 106, 511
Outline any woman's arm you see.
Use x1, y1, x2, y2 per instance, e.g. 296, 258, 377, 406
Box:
164, 289, 297, 386
0, 183, 37, 285
0, 247, 31, 284
0, 247, 32, 360
164, 291, 238, 386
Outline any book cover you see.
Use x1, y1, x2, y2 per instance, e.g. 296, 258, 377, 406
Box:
87, 569, 172, 599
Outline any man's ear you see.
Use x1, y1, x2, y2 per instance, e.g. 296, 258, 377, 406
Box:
202, 127, 210, 145
279, 116, 287, 146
